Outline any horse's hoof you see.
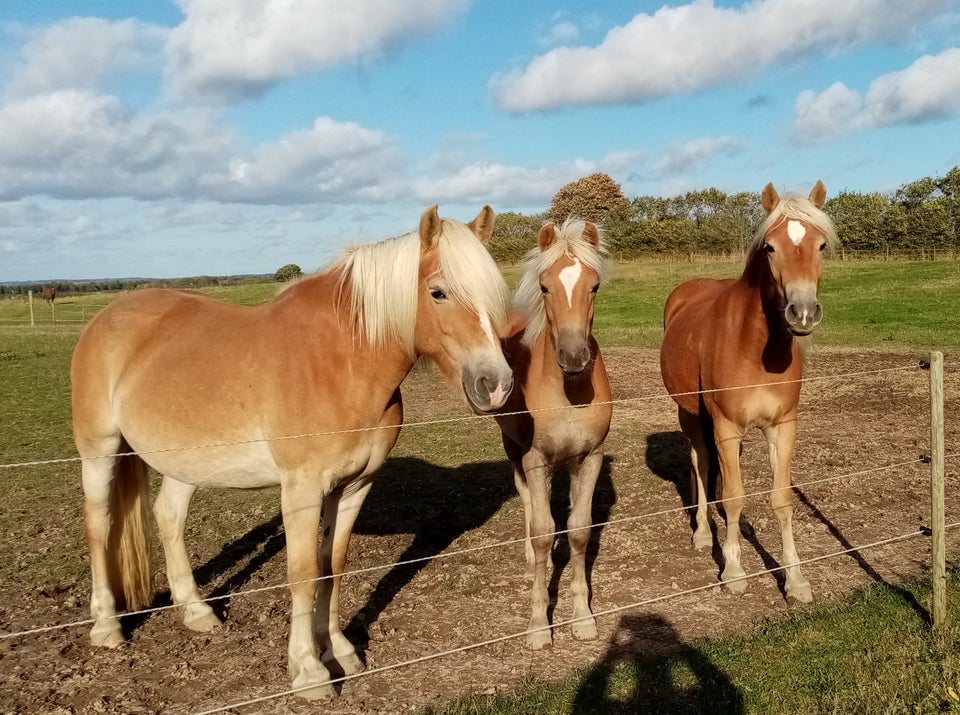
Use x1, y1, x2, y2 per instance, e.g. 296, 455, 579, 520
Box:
526, 629, 553, 650
721, 569, 748, 594
786, 581, 813, 605
292, 672, 335, 700
322, 649, 365, 676
184, 611, 223, 632
571, 618, 598, 641
90, 622, 124, 648
692, 531, 713, 550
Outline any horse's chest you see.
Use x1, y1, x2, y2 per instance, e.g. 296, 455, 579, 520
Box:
533, 409, 604, 460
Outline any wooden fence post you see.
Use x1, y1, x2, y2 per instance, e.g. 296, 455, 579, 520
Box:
28, 290, 35, 327
929, 350, 946, 631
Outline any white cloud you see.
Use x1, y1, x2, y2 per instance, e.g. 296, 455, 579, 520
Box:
541, 21, 580, 48
652, 137, 744, 177
490, 0, 950, 112
411, 151, 644, 207
5, 17, 165, 99
794, 47, 960, 142
166, 0, 471, 99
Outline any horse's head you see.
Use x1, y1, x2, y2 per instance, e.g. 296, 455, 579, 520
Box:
757, 181, 837, 337
414, 205, 514, 412
522, 219, 608, 375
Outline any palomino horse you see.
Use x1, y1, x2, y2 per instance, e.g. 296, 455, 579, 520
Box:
71, 206, 514, 699
659, 182, 837, 603
495, 218, 612, 649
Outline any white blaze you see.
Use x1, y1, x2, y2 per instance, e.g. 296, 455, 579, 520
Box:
558, 259, 582, 308
478, 312, 496, 347
787, 220, 806, 246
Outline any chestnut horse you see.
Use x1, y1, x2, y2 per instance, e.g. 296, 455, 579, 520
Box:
495, 219, 612, 649
71, 206, 513, 699
659, 182, 837, 603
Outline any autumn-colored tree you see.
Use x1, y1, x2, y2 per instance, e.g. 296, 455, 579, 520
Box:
547, 173, 629, 224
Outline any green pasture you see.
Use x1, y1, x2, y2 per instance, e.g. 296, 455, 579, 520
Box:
0, 257, 958, 713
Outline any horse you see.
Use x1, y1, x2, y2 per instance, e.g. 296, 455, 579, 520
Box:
41, 286, 56, 303
494, 218, 612, 649
659, 181, 837, 604
70, 206, 514, 699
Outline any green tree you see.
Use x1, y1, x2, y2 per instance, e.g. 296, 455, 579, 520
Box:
489, 212, 543, 263
275, 263, 302, 282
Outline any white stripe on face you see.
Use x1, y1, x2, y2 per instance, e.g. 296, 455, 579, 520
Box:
478, 311, 496, 347
558, 259, 582, 308
787, 220, 806, 246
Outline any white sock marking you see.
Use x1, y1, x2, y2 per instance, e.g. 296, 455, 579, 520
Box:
558, 260, 582, 308
787, 220, 806, 246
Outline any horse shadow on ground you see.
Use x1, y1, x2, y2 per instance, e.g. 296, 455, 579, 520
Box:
643, 431, 927, 620
344, 454, 617, 655
570, 612, 744, 714
125, 454, 616, 642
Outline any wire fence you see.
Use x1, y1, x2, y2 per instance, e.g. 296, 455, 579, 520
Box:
0, 353, 955, 711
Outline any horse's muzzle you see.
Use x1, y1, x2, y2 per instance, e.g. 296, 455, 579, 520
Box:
463, 361, 514, 412
784, 298, 822, 336
557, 331, 591, 374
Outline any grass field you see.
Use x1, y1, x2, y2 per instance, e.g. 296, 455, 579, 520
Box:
1, 256, 958, 713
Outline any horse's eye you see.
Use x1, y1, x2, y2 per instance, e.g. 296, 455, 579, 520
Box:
430, 288, 447, 301
818, 242, 827, 252
591, 284, 600, 294
765, 243, 775, 254
540, 284, 548, 294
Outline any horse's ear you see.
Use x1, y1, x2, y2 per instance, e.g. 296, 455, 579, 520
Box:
761, 183, 779, 214
468, 205, 495, 246
583, 222, 600, 247
419, 205, 442, 250
538, 222, 557, 251
809, 180, 827, 209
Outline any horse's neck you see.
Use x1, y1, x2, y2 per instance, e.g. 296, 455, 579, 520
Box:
270, 273, 416, 389
736, 255, 797, 368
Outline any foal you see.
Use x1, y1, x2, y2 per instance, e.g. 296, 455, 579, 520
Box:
659, 182, 837, 603
495, 219, 612, 648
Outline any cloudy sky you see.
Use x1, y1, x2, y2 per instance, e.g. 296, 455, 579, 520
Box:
1, 0, 958, 281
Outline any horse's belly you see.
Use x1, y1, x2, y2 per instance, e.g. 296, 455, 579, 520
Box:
132, 434, 282, 488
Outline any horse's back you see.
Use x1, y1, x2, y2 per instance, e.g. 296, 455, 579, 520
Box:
660, 278, 734, 415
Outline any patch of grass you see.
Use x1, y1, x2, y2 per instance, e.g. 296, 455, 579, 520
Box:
427, 572, 960, 715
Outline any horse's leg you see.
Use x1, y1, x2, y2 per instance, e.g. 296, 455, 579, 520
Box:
280, 477, 333, 699
567, 449, 602, 641
679, 408, 712, 550
713, 418, 748, 593
153, 476, 221, 631
521, 449, 555, 650
765, 419, 813, 603
81, 449, 125, 647
315, 480, 372, 676
504, 437, 542, 579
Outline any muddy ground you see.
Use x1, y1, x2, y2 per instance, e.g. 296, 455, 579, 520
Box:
1, 347, 957, 714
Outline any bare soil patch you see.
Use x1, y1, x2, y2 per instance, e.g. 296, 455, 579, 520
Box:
1, 347, 957, 714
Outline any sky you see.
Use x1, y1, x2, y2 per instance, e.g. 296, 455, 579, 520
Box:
0, 0, 959, 282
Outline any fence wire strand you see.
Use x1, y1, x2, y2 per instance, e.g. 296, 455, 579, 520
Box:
3, 451, 956, 643
194, 522, 959, 714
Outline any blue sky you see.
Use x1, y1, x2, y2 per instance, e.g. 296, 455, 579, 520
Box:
1, 0, 958, 281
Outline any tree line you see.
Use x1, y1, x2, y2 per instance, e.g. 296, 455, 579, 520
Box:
3, 167, 957, 296
487, 167, 960, 263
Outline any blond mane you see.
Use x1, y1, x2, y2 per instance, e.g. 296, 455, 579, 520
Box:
513, 218, 611, 345
750, 194, 839, 259
329, 219, 509, 354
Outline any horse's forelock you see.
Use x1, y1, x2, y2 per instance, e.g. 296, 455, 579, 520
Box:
751, 195, 839, 258
514, 218, 611, 345
436, 219, 511, 330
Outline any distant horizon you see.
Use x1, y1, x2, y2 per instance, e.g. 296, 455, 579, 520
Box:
1, 1, 958, 282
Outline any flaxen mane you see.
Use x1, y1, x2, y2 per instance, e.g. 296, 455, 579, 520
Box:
332, 220, 509, 354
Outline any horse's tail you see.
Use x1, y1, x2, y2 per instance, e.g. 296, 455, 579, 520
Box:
109, 448, 153, 610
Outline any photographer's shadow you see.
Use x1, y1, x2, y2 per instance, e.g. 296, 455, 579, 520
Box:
572, 613, 744, 714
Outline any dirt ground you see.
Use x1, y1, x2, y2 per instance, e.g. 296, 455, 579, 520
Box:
1, 347, 957, 714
